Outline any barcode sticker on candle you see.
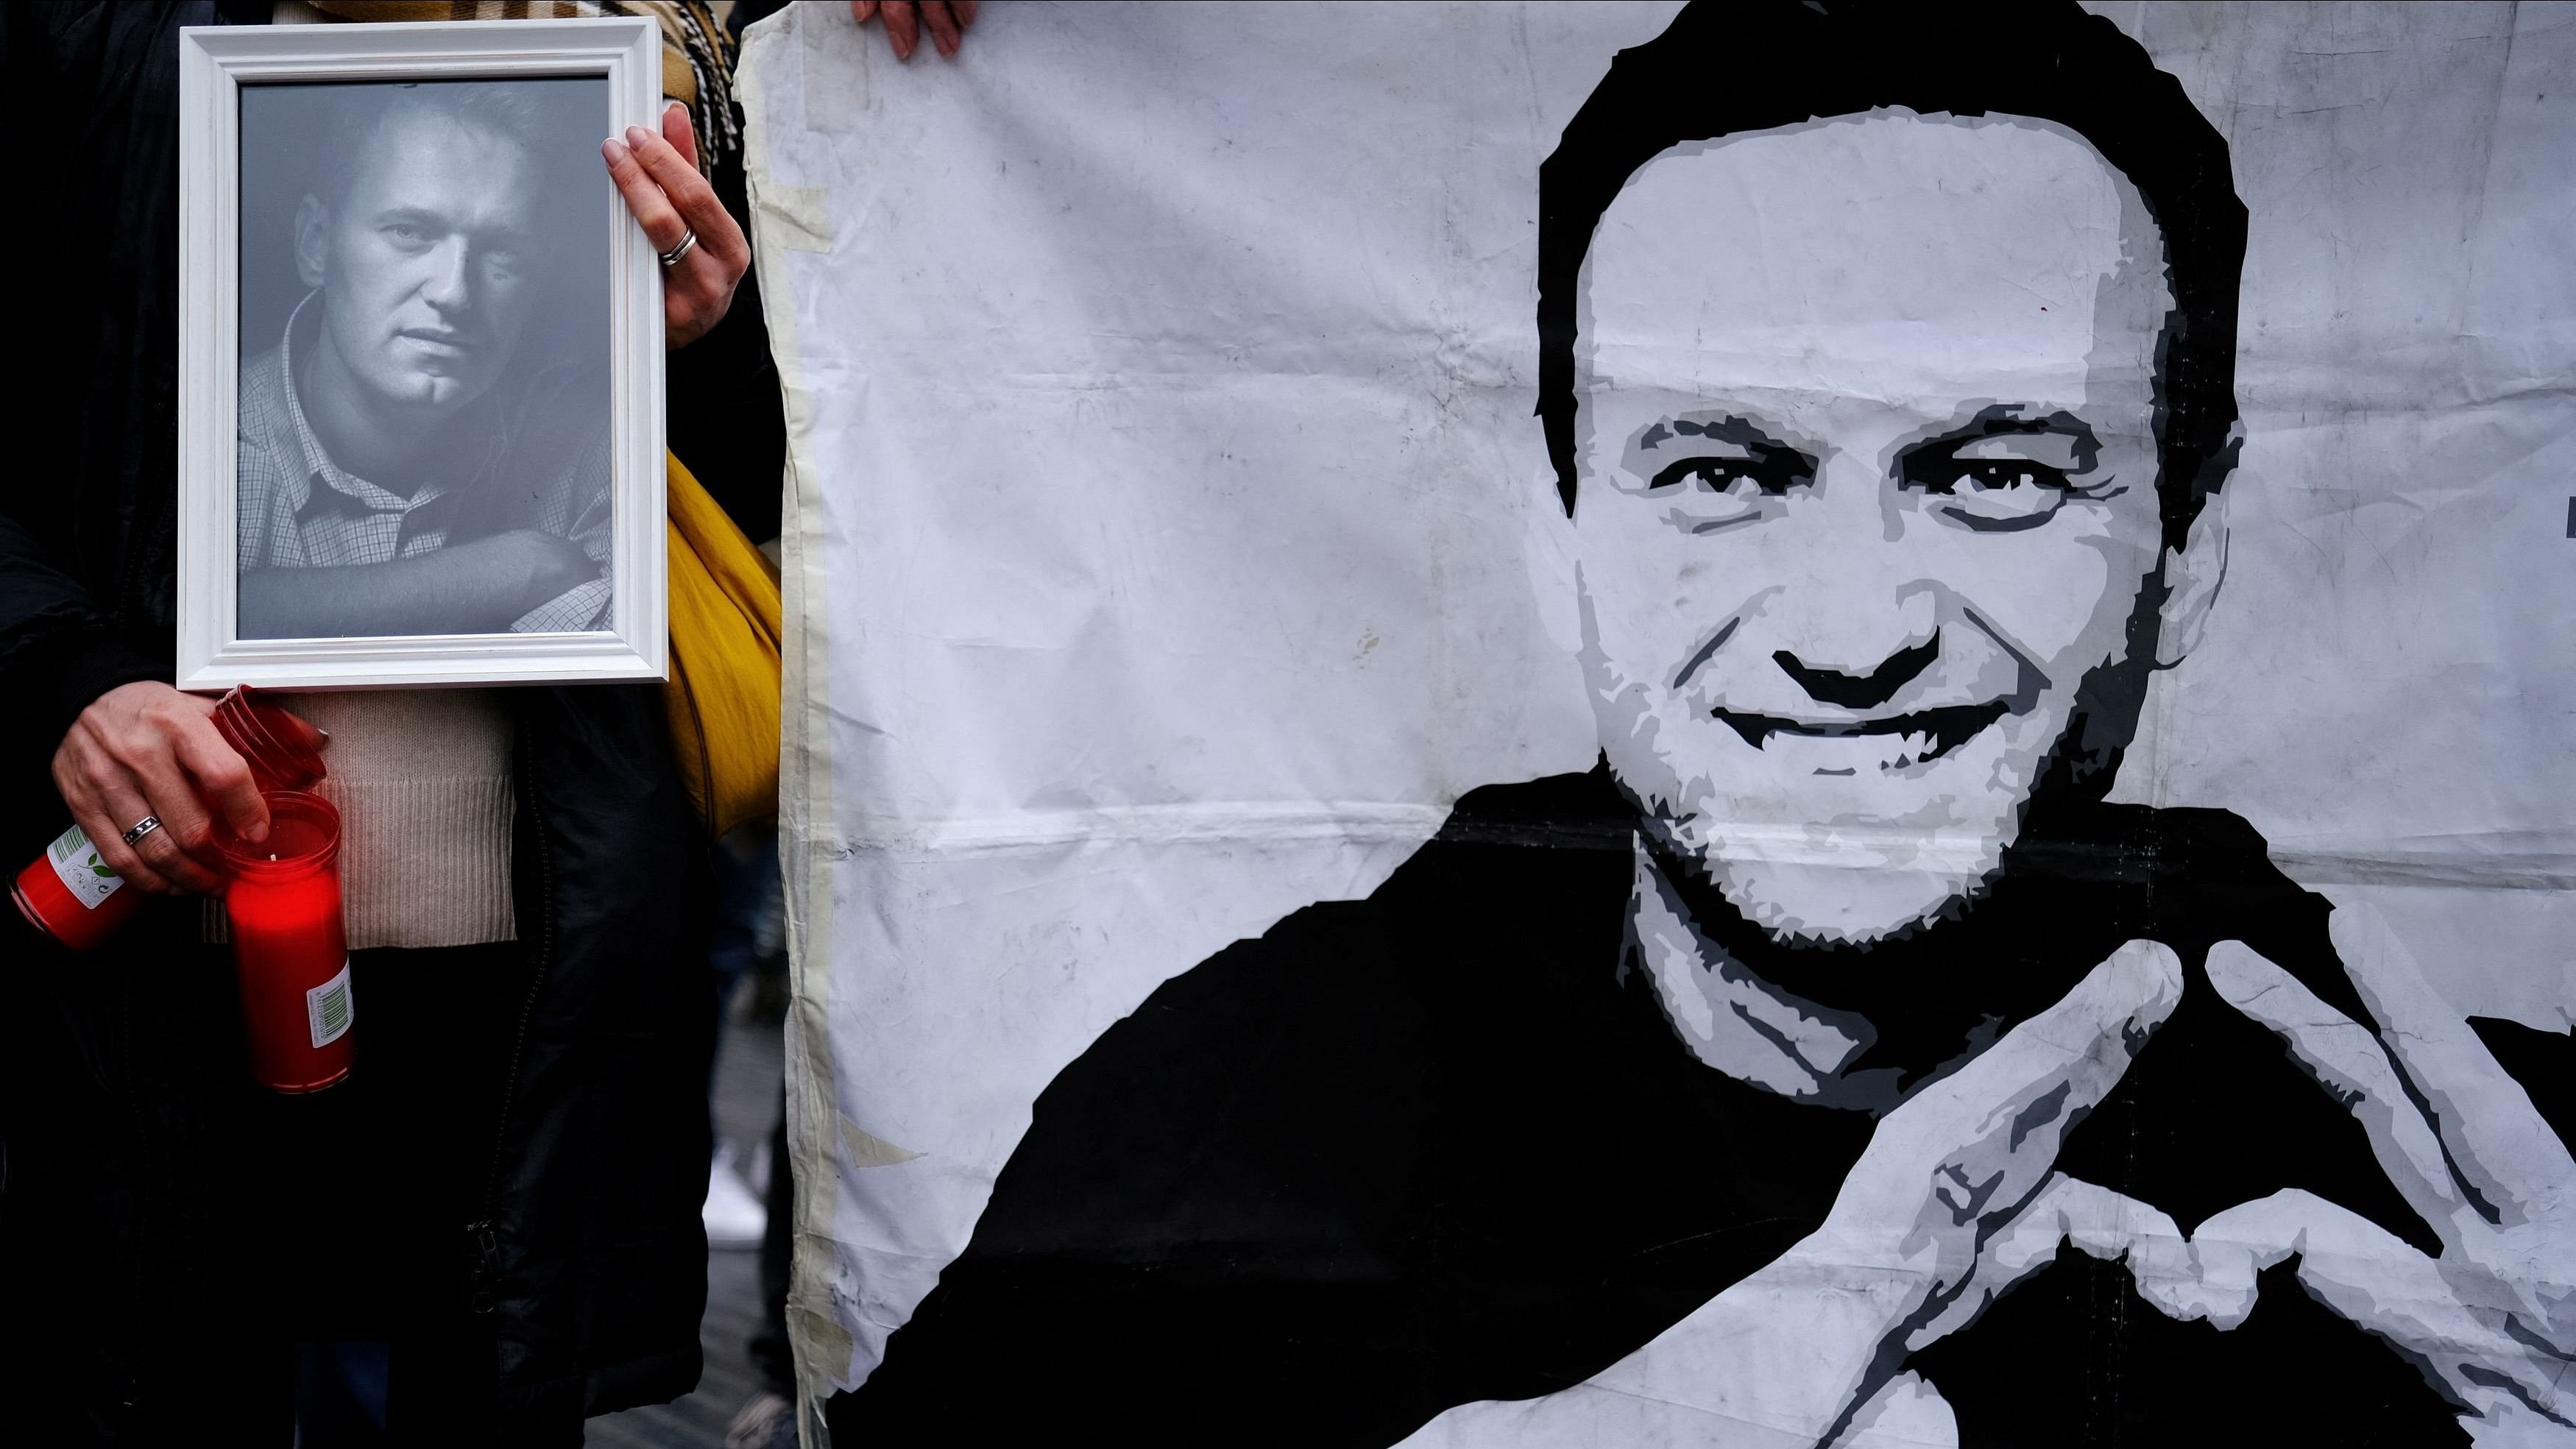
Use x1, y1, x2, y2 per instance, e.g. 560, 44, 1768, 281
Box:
46, 823, 125, 910
308, 959, 353, 1048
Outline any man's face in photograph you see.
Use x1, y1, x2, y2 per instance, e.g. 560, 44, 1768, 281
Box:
298, 102, 543, 414
1571, 112, 2182, 944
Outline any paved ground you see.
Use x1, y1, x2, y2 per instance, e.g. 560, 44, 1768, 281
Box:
591, 1007, 787, 1449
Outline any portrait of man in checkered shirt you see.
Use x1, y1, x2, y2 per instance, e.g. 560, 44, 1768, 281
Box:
236, 79, 614, 640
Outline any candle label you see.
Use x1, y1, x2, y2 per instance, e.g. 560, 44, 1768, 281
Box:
307, 959, 354, 1049
45, 824, 126, 910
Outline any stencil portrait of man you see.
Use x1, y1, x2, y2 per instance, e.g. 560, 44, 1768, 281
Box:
235, 79, 614, 640
831, 4, 2576, 1445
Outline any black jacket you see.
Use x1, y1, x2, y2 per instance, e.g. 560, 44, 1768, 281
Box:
0, 1, 713, 1434
838, 767, 2572, 1446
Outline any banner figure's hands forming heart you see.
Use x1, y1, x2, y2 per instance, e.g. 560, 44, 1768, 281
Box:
1988, 905, 2576, 1445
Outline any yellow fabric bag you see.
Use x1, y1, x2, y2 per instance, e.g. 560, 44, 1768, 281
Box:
664, 452, 782, 837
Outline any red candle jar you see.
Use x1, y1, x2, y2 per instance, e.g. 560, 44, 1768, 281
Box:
215, 790, 353, 1094
13, 686, 328, 952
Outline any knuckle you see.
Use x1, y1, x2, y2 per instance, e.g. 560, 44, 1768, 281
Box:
105, 723, 160, 765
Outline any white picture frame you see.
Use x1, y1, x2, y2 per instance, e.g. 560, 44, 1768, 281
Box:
176, 18, 665, 690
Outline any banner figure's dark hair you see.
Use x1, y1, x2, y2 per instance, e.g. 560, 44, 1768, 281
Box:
1538, 0, 2246, 546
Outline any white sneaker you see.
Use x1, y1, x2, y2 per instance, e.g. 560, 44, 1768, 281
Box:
704, 1143, 768, 1250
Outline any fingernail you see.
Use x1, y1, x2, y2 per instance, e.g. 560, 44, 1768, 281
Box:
247, 821, 269, 844
603, 137, 629, 162
626, 124, 653, 148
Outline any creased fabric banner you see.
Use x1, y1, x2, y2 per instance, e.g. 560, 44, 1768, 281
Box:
740, 4, 2576, 1444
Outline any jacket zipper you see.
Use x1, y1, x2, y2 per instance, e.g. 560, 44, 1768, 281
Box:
467, 733, 559, 1314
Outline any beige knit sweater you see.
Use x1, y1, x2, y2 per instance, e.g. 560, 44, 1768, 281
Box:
280, 691, 517, 949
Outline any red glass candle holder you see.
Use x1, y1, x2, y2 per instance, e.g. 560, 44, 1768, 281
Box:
13, 685, 328, 952
216, 790, 353, 1094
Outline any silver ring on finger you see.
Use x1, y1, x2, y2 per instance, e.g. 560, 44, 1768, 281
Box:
658, 229, 699, 268
121, 815, 163, 848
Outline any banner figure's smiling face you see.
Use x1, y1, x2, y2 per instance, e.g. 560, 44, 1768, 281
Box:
1572, 111, 2180, 945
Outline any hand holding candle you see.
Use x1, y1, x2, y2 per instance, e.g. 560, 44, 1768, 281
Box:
15, 684, 328, 952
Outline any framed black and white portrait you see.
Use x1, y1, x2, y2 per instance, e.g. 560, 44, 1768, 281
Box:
176, 18, 665, 690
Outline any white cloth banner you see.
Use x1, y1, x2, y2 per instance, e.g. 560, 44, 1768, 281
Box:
741, 4, 2576, 1442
